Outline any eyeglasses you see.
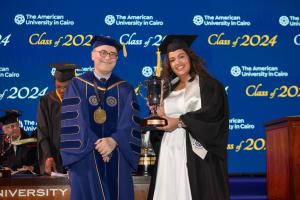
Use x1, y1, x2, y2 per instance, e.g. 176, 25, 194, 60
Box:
94, 50, 118, 59
2, 123, 18, 131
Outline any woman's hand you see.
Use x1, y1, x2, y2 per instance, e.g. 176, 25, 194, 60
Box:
157, 117, 179, 132
156, 103, 165, 117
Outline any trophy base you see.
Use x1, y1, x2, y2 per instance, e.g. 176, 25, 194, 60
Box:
141, 116, 168, 131
135, 155, 156, 176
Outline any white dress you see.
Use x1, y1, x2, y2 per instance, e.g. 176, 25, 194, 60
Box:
153, 88, 192, 200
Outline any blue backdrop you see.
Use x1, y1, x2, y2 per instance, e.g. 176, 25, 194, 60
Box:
1, 0, 300, 174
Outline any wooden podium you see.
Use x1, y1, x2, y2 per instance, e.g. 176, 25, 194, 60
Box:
0, 176, 150, 199
264, 116, 300, 200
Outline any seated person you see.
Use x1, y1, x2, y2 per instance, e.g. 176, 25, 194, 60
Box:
0, 110, 38, 174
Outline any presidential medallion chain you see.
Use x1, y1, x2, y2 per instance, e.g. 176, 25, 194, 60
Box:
93, 78, 107, 124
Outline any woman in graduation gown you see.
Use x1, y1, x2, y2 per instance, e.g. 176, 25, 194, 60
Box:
147, 35, 230, 200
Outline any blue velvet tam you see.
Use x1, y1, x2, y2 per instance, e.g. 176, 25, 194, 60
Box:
90, 35, 122, 51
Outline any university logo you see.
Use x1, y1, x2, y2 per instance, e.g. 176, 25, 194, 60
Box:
51, 68, 56, 76
106, 96, 117, 107
193, 15, 204, 26
14, 14, 25, 25
279, 16, 289, 26
231, 66, 241, 77
142, 66, 153, 77
89, 95, 98, 106
105, 15, 116, 25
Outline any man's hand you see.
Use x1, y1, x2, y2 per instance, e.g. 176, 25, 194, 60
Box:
21, 165, 34, 172
3, 167, 13, 172
45, 157, 57, 175
95, 137, 117, 161
102, 156, 111, 163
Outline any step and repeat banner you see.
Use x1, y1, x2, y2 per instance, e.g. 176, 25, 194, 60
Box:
1, 0, 299, 174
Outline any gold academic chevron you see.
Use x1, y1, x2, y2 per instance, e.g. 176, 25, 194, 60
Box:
75, 77, 126, 91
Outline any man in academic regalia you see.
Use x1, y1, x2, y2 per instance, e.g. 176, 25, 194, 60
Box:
37, 64, 77, 175
0, 110, 38, 173
60, 35, 141, 200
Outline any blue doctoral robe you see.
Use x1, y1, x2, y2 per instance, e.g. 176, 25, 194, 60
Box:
60, 72, 141, 200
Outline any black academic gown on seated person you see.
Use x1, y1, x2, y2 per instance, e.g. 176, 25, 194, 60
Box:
37, 91, 64, 174
0, 128, 37, 171
148, 76, 230, 200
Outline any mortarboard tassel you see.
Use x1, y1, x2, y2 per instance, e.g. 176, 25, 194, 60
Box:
121, 42, 127, 58
155, 48, 161, 77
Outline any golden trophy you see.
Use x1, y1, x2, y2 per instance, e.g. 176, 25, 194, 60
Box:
140, 48, 168, 131
137, 131, 156, 176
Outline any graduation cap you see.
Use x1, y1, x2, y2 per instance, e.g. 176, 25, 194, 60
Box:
91, 35, 127, 57
159, 35, 197, 55
153, 35, 197, 77
0, 109, 21, 125
49, 63, 77, 82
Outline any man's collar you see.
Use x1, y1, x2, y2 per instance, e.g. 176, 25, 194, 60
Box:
12, 134, 21, 142
93, 70, 111, 81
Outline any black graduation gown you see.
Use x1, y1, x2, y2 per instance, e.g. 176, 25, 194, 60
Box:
37, 91, 64, 174
0, 129, 37, 171
148, 76, 230, 200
